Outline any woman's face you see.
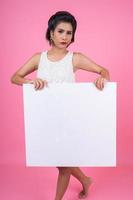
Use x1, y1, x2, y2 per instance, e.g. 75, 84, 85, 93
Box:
50, 22, 73, 48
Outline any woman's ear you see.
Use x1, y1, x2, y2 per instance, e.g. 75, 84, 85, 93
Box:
50, 31, 54, 39
50, 31, 54, 45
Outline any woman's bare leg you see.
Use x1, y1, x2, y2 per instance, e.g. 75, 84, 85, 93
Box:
70, 167, 92, 199
55, 167, 92, 200
55, 167, 71, 200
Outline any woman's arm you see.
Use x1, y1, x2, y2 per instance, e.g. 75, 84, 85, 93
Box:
11, 52, 47, 90
73, 52, 110, 90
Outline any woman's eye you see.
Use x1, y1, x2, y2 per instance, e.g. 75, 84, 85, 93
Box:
67, 32, 72, 35
58, 30, 72, 35
58, 30, 63, 33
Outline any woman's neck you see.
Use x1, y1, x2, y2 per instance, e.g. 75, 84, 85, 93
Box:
48, 46, 68, 55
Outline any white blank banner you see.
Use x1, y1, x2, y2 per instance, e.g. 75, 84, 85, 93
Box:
23, 82, 116, 167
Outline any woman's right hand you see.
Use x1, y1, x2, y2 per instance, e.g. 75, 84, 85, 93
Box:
28, 78, 48, 90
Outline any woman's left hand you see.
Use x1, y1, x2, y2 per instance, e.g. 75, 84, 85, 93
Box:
94, 76, 109, 90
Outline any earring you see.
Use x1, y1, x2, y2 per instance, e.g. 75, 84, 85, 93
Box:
50, 37, 54, 45
50, 36, 53, 41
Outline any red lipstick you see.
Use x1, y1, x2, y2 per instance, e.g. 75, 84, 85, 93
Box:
60, 42, 67, 45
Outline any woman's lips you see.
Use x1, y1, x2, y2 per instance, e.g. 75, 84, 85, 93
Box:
60, 42, 67, 45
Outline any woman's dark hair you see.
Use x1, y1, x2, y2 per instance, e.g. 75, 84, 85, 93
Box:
45, 11, 77, 46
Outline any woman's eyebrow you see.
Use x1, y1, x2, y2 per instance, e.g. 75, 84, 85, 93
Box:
57, 28, 72, 32
57, 28, 64, 31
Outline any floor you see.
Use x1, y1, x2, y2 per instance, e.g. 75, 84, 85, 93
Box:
1, 164, 133, 200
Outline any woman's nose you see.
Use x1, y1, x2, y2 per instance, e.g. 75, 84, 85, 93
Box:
62, 34, 67, 40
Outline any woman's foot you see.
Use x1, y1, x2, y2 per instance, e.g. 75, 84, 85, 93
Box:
78, 177, 93, 199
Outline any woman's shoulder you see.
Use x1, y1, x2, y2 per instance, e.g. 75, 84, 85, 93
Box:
72, 51, 86, 61
30, 52, 42, 69
72, 51, 85, 68
73, 51, 85, 58
30, 52, 42, 60
32, 50, 47, 62
32, 52, 42, 58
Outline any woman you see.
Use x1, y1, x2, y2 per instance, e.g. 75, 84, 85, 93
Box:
11, 11, 110, 200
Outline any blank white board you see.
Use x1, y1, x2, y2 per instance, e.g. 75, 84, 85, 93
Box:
23, 82, 116, 167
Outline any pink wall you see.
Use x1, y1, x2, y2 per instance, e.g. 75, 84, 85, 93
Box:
1, 0, 133, 167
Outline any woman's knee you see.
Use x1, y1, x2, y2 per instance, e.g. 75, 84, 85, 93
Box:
57, 167, 71, 175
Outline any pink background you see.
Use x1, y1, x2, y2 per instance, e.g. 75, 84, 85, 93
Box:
1, 0, 133, 199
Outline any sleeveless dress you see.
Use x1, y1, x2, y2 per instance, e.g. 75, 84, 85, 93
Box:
37, 50, 75, 83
